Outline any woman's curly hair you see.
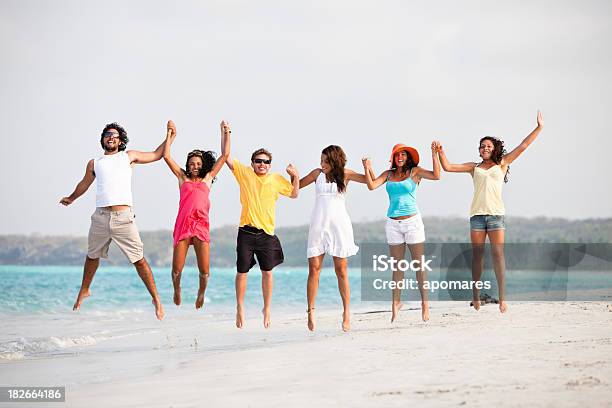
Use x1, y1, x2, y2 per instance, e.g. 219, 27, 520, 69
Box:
100, 122, 129, 151
183, 149, 217, 182
321, 145, 347, 193
479, 136, 509, 183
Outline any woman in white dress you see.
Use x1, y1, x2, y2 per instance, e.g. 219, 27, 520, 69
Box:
299, 145, 368, 332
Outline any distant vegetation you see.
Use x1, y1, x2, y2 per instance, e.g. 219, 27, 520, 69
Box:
1, 217, 611, 267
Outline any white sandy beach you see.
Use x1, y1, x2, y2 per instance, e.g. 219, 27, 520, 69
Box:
1, 301, 611, 407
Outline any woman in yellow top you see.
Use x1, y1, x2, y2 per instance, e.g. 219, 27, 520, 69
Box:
438, 111, 543, 313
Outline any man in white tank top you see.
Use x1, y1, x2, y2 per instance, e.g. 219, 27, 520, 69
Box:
60, 121, 171, 320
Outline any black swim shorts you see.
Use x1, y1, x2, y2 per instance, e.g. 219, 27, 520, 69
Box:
236, 225, 284, 273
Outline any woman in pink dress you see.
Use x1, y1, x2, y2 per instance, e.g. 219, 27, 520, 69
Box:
163, 120, 230, 309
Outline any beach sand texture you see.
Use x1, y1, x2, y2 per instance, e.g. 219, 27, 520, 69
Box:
1, 301, 611, 407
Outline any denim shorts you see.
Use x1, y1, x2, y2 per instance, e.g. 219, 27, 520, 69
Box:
470, 215, 505, 231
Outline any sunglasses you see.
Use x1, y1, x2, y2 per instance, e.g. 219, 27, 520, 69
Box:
102, 131, 120, 139
253, 158, 271, 165
188, 150, 203, 157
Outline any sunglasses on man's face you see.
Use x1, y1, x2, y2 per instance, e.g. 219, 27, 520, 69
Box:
103, 131, 120, 139
253, 158, 271, 165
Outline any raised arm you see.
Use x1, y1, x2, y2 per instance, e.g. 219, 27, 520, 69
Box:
127, 123, 167, 164
59, 159, 96, 206
162, 120, 185, 182
345, 168, 368, 184
205, 120, 231, 182
413, 141, 441, 181
438, 144, 477, 173
299, 168, 321, 189
222, 120, 234, 171
361, 157, 389, 190
286, 164, 300, 198
502, 111, 543, 165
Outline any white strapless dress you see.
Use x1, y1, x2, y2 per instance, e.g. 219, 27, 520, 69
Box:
307, 172, 359, 258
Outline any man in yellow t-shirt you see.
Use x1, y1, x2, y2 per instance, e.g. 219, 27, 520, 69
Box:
223, 125, 299, 329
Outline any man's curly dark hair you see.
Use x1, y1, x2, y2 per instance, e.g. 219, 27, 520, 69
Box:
183, 149, 217, 182
100, 122, 129, 152
479, 136, 509, 183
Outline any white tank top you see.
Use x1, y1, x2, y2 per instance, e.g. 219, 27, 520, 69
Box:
93, 151, 133, 207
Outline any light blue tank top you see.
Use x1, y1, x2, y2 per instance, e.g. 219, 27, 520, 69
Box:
386, 172, 418, 217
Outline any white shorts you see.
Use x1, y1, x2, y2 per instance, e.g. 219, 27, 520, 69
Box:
385, 214, 425, 245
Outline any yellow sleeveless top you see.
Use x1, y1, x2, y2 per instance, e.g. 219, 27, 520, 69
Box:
469, 165, 505, 216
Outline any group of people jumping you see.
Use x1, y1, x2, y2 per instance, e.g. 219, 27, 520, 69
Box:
60, 112, 544, 331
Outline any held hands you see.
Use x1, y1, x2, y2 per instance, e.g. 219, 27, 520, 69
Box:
361, 157, 372, 169
59, 197, 73, 206
434, 141, 444, 154
286, 164, 298, 178
166, 120, 177, 141
220, 120, 231, 135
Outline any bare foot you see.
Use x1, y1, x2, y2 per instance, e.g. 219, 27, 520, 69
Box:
391, 301, 403, 322
499, 301, 508, 313
262, 307, 271, 329
236, 305, 244, 329
172, 272, 181, 306
153, 299, 164, 320
195, 289, 205, 309
72, 288, 91, 310
173, 287, 181, 306
307, 308, 315, 331
342, 311, 350, 332
472, 296, 481, 311
421, 302, 430, 322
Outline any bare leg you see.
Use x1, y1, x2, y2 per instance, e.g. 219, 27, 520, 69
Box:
488, 229, 507, 313
235, 272, 247, 328
133, 257, 164, 320
192, 238, 210, 310
262, 270, 273, 329
73, 256, 99, 310
333, 257, 351, 332
389, 244, 407, 322
470, 230, 487, 311
408, 242, 429, 322
307, 255, 324, 331
171, 239, 190, 306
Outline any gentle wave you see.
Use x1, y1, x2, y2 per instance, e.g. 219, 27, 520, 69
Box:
0, 335, 98, 360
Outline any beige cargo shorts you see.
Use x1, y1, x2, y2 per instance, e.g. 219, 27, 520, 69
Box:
87, 208, 144, 263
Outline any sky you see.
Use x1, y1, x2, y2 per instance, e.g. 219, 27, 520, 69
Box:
1, 0, 611, 235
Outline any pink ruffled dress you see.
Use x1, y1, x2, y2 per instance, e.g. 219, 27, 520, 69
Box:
173, 181, 211, 246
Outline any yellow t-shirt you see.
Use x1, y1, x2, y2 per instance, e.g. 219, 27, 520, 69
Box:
232, 159, 294, 235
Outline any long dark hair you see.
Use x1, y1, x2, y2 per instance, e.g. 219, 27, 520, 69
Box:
100, 122, 129, 151
390, 151, 416, 176
322, 145, 347, 193
479, 136, 509, 183
183, 149, 217, 182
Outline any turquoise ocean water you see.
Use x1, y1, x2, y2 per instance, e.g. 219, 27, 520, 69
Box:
0, 265, 611, 361
1, 265, 611, 314
0, 265, 361, 314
